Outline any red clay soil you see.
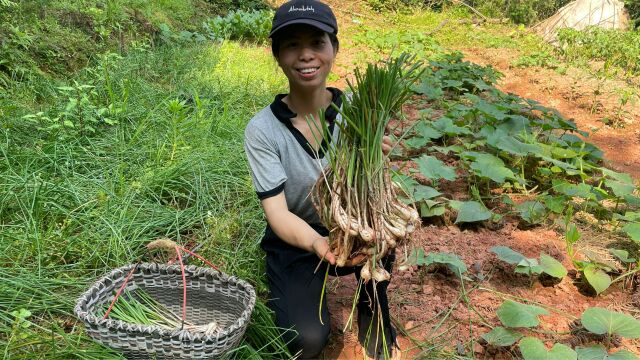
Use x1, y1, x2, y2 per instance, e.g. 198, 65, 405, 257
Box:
322, 221, 640, 359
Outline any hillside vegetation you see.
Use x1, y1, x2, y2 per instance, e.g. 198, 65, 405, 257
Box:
2, 0, 640, 359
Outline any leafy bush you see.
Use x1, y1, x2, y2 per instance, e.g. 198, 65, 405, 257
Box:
202, 9, 272, 44
0, 0, 235, 89
468, 0, 571, 25
366, 0, 570, 24
624, 0, 640, 28
557, 27, 640, 75
204, 0, 268, 11
365, 0, 444, 12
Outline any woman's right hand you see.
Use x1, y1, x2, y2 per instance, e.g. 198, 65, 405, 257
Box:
311, 236, 336, 265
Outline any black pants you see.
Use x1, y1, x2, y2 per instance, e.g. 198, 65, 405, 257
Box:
263, 226, 396, 359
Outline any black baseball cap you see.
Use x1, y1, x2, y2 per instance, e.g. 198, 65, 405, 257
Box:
269, 0, 338, 38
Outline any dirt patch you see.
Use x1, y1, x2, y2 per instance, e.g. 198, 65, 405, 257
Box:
322, 219, 639, 359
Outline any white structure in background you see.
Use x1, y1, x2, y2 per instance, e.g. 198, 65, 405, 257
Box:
534, 0, 630, 43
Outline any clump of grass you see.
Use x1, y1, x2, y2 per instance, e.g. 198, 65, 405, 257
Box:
0, 40, 284, 358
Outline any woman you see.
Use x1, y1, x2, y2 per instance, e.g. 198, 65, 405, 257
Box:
244, 1, 397, 358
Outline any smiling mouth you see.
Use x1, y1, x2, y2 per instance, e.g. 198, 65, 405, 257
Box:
297, 67, 319, 75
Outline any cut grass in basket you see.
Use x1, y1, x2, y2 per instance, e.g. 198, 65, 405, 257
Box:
103, 289, 221, 335
312, 53, 423, 281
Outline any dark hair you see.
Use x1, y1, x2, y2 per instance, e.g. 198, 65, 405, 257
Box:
271, 31, 339, 58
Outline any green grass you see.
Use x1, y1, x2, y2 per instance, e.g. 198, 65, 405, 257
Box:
0, 39, 290, 358
0, 0, 268, 88
345, 6, 550, 66
3, 1, 639, 358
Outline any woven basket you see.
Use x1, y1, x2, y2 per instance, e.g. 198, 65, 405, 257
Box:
75, 263, 256, 359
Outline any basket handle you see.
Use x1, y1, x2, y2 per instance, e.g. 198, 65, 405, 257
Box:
101, 242, 220, 324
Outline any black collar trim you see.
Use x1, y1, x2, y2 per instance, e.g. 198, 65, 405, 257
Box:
269, 87, 343, 159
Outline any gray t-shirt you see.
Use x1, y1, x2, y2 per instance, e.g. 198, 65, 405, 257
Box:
244, 88, 343, 225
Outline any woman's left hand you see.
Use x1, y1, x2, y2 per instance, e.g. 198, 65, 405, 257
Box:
382, 136, 393, 156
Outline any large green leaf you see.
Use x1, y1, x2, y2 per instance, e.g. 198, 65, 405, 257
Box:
404, 136, 432, 149
413, 155, 457, 181
609, 249, 636, 264
540, 155, 579, 173
576, 345, 637, 360
420, 201, 446, 217
424, 252, 468, 277
614, 212, 640, 222
552, 180, 598, 201
431, 117, 472, 136
414, 121, 443, 139
583, 265, 611, 295
624, 195, 640, 207
550, 145, 578, 159
463, 152, 516, 184
413, 185, 442, 202
487, 130, 541, 156
475, 98, 508, 121
392, 174, 419, 194
515, 258, 542, 275
481, 327, 522, 346
623, 223, 640, 242
519, 337, 577, 360
454, 200, 492, 223
405, 250, 467, 277
601, 168, 634, 184
606, 180, 635, 198
497, 300, 549, 328
543, 195, 566, 214
429, 145, 464, 155
581, 307, 640, 339
413, 78, 444, 100
539, 253, 567, 279
491, 246, 526, 265
516, 201, 547, 224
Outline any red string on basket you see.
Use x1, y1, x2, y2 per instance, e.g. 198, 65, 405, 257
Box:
178, 246, 221, 271
101, 243, 220, 323
102, 263, 140, 320
175, 245, 187, 327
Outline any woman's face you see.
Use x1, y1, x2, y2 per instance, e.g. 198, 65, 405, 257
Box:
276, 25, 337, 91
